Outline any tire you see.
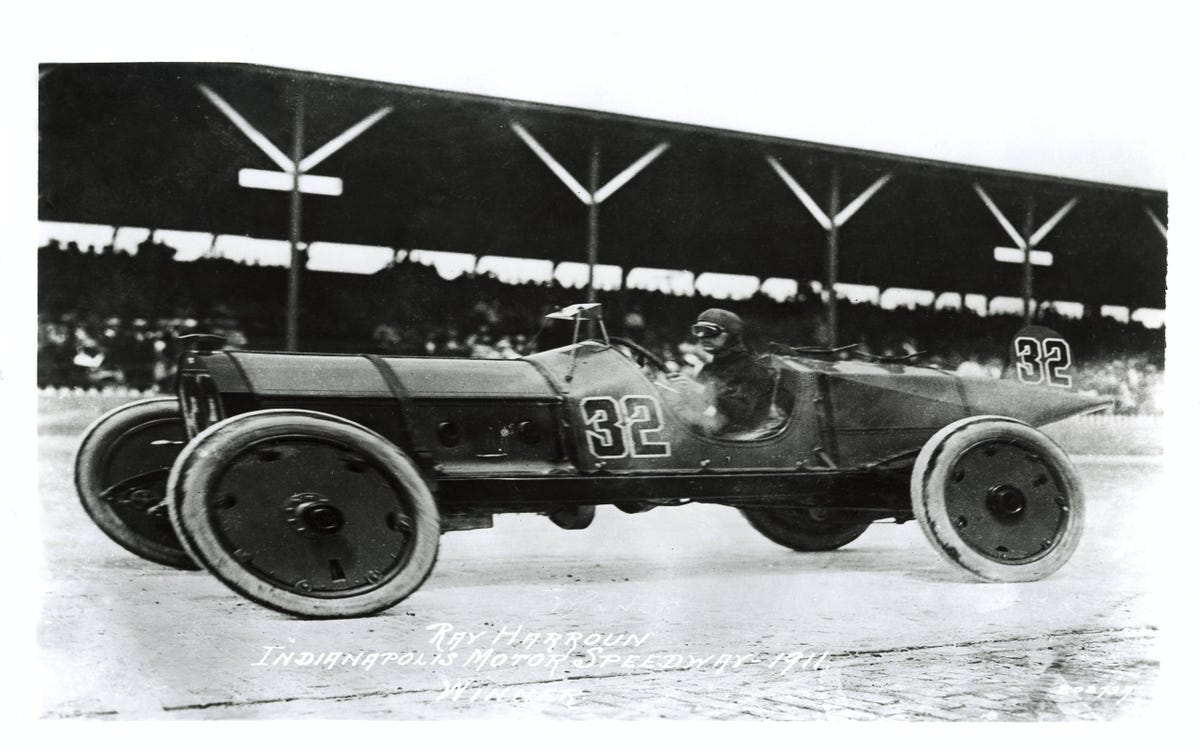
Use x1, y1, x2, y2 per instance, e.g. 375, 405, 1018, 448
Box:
740, 507, 871, 551
167, 410, 440, 618
74, 397, 200, 570
910, 415, 1084, 582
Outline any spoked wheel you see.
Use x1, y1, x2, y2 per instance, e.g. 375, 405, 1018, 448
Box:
910, 416, 1084, 582
168, 410, 440, 618
74, 398, 199, 570
740, 505, 872, 551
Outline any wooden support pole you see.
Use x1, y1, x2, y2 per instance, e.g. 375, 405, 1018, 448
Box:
826, 166, 842, 344
286, 90, 305, 352
1021, 193, 1035, 326
586, 142, 600, 304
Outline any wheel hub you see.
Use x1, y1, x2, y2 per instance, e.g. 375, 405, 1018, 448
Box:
985, 484, 1026, 523
286, 493, 346, 536
301, 500, 345, 534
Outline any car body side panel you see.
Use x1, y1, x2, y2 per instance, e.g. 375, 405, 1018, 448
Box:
526, 344, 825, 474
823, 365, 969, 467
177, 343, 1109, 494
220, 351, 559, 401
224, 352, 393, 397
378, 357, 560, 400
958, 377, 1111, 426
180, 351, 571, 476
406, 400, 572, 476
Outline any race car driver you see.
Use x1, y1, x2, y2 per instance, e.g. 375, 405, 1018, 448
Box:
667, 308, 775, 436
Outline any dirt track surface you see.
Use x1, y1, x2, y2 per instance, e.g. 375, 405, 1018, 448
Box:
38, 396, 1160, 720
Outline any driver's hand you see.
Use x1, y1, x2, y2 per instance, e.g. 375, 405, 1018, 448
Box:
666, 372, 703, 394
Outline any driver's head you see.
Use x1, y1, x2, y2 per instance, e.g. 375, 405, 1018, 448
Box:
691, 308, 745, 355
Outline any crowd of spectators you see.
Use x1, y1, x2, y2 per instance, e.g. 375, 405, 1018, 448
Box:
37, 239, 1166, 414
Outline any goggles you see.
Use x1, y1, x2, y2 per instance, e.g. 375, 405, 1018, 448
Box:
691, 322, 726, 339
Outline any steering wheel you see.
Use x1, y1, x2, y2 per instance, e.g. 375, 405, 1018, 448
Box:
609, 336, 672, 374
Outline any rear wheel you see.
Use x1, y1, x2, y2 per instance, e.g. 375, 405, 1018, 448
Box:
74, 398, 199, 570
548, 505, 595, 529
910, 416, 1084, 582
741, 506, 871, 551
168, 410, 440, 618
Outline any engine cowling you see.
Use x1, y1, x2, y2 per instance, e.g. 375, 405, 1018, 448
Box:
177, 351, 570, 476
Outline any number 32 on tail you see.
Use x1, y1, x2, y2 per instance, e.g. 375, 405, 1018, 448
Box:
1010, 326, 1072, 388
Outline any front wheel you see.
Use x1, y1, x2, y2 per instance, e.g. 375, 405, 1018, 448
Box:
910, 416, 1084, 582
168, 410, 441, 618
740, 506, 871, 551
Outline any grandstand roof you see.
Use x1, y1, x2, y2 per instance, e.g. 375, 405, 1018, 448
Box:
38, 62, 1167, 308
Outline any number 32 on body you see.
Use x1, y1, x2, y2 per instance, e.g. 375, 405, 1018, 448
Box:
581, 395, 672, 459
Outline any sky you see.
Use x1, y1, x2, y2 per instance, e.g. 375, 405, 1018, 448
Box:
34, 3, 1172, 189
270, 6, 1172, 191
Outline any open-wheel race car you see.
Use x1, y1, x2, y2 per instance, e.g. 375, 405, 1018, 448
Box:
75, 304, 1110, 618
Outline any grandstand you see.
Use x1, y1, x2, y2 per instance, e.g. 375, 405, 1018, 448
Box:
37, 63, 1167, 414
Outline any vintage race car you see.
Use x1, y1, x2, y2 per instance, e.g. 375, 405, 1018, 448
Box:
75, 305, 1109, 618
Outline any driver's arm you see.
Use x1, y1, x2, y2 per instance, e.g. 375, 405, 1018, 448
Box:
711, 363, 773, 425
